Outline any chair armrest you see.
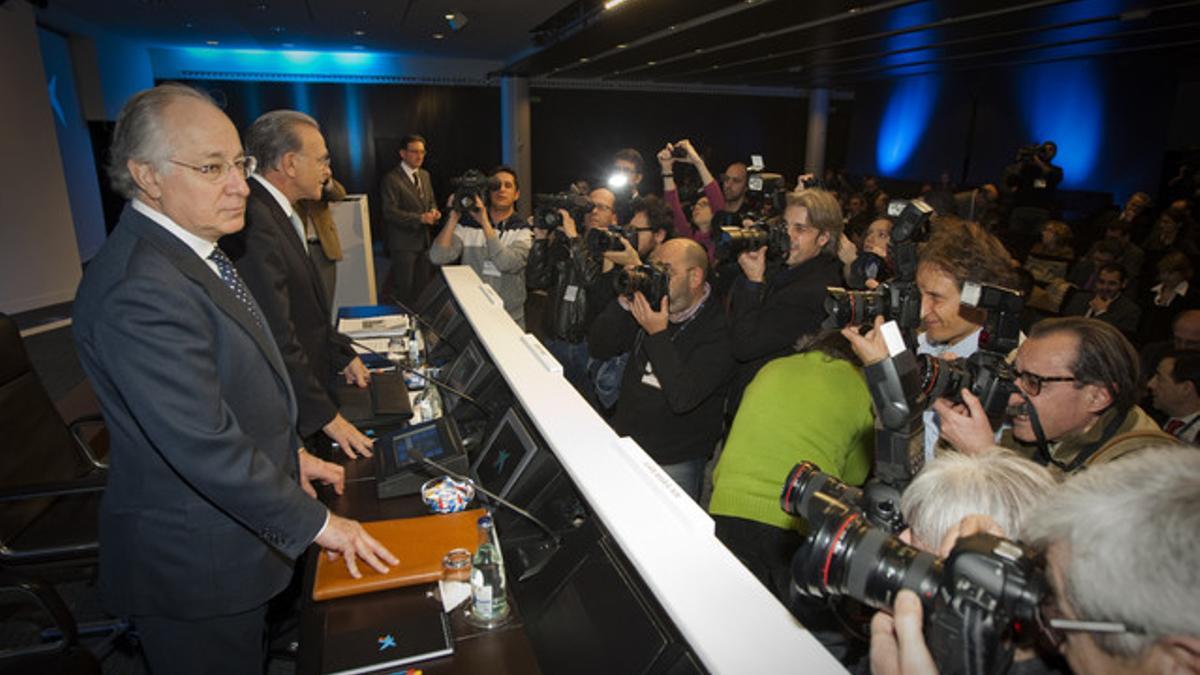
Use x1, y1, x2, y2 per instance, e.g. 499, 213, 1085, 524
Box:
0, 476, 106, 503
67, 415, 108, 470
0, 569, 78, 651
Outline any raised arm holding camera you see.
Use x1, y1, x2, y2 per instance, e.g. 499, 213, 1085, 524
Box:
658, 138, 725, 262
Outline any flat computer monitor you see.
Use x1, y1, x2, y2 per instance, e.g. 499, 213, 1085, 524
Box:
470, 407, 542, 500
440, 341, 493, 414
424, 298, 465, 355
414, 274, 449, 319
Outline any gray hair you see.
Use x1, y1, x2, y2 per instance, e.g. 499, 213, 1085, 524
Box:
900, 447, 1058, 550
245, 109, 319, 173
107, 83, 217, 199
1023, 446, 1200, 658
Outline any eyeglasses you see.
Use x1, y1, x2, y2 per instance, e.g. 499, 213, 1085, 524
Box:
298, 153, 332, 168
1036, 597, 1141, 650
1013, 368, 1077, 396
169, 156, 257, 182
592, 203, 615, 213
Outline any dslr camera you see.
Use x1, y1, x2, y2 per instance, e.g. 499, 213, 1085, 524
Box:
533, 192, 594, 232
450, 169, 500, 214
614, 263, 670, 307
1016, 141, 1055, 163
781, 462, 1046, 675
585, 225, 635, 257
713, 218, 791, 263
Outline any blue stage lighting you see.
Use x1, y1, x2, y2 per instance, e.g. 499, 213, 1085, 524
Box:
1020, 60, 1102, 187
876, 74, 939, 175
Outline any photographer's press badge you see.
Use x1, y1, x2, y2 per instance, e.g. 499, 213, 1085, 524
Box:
640, 362, 661, 390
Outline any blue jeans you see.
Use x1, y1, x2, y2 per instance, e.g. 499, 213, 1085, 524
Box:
660, 457, 705, 502
546, 338, 592, 400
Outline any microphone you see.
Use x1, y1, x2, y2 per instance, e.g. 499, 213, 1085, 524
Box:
406, 447, 562, 581
348, 337, 490, 419
389, 297, 457, 356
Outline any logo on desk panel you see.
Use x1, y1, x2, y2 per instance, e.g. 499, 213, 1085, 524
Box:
377, 633, 397, 651
493, 449, 511, 474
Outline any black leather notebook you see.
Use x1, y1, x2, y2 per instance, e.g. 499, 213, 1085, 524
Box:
321, 591, 453, 675
337, 371, 413, 427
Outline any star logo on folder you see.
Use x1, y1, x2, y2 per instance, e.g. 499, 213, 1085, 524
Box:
378, 634, 397, 651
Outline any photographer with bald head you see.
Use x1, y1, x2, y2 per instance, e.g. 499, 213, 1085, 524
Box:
589, 238, 733, 499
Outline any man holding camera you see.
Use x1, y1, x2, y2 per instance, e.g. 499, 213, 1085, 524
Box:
527, 188, 617, 396
1007, 140, 1062, 247
872, 447, 1200, 675
430, 165, 531, 327
588, 238, 733, 499
726, 189, 844, 415
935, 317, 1173, 473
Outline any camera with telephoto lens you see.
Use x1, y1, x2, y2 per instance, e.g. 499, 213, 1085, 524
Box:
450, 169, 500, 214
780, 461, 1047, 675
1016, 141, 1055, 163
714, 218, 791, 263
533, 192, 594, 232
614, 263, 670, 307
918, 282, 1024, 426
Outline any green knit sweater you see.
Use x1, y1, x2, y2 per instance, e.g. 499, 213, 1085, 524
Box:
710, 351, 875, 530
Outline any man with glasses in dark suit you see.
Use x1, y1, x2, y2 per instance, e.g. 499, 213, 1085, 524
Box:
381, 133, 440, 304
72, 84, 395, 674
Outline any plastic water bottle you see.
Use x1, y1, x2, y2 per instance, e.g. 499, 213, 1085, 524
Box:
469, 515, 509, 624
408, 325, 421, 366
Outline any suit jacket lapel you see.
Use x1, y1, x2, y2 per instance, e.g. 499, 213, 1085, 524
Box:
249, 182, 334, 317
119, 206, 292, 391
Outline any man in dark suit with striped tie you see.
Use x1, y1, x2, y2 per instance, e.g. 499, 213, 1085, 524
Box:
381, 133, 440, 304
72, 84, 396, 674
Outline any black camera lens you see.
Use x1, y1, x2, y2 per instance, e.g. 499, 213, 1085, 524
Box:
613, 263, 669, 306
780, 462, 864, 524
671, 145, 689, 159
824, 289, 888, 328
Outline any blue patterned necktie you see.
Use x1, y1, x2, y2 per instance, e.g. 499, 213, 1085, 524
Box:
209, 247, 265, 329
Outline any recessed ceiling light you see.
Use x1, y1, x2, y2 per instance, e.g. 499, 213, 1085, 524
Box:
206, 40, 219, 45
444, 12, 456, 20
352, 45, 365, 50
617, 43, 627, 49
603, 0, 628, 9
694, 48, 703, 53
184, 21, 194, 28
668, 25, 677, 31
647, 60, 656, 65
253, 2, 268, 10
353, 29, 366, 36
271, 26, 286, 34
432, 33, 444, 39
712, 65, 720, 69
580, 57, 589, 63
281, 42, 294, 48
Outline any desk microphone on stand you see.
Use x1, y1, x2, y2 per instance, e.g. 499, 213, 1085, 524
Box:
390, 297, 457, 357
406, 448, 562, 581
348, 338, 491, 419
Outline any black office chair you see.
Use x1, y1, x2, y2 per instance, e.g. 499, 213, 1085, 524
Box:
0, 569, 101, 675
0, 313, 127, 665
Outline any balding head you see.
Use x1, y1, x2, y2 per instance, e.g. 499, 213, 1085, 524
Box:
1174, 310, 1200, 351
651, 238, 709, 314
586, 187, 617, 230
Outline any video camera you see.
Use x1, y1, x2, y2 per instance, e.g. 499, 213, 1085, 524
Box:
450, 169, 500, 214
532, 192, 594, 232
614, 263, 670, 307
780, 462, 1046, 675
1016, 141, 1055, 163
713, 218, 790, 263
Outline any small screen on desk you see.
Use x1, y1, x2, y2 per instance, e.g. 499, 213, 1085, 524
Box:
390, 424, 446, 466
425, 301, 460, 349
472, 409, 538, 498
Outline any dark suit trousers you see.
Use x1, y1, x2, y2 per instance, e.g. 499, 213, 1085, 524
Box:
389, 247, 431, 306
135, 603, 268, 675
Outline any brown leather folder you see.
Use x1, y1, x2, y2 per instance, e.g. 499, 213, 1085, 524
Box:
312, 508, 485, 602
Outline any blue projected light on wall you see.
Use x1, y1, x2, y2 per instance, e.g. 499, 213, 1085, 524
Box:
876, 75, 939, 174
343, 84, 365, 184
292, 82, 312, 114
875, 2, 941, 175
178, 48, 386, 79
1020, 60, 1102, 187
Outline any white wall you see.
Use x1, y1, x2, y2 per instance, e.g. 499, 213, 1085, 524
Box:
0, 3, 82, 314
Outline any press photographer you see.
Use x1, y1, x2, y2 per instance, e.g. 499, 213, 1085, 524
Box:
527, 188, 617, 396
934, 317, 1174, 473
588, 238, 733, 500
1007, 140, 1063, 251
871, 447, 1200, 675
726, 188, 845, 414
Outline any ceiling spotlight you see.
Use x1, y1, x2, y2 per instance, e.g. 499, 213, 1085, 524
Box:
444, 11, 469, 32
647, 60, 656, 65
432, 33, 445, 40
604, 0, 629, 9
580, 57, 590, 63
271, 26, 286, 34
184, 21, 194, 28
206, 40, 219, 45
353, 29, 366, 36
617, 43, 627, 49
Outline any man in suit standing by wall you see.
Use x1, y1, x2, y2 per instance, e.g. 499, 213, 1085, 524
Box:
221, 110, 375, 459
381, 134, 440, 305
72, 84, 396, 674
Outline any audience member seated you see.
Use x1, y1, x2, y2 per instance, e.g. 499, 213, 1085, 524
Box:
843, 192, 874, 242
1060, 263, 1141, 338
1139, 308, 1200, 402
1137, 251, 1200, 346
657, 139, 724, 262
935, 317, 1175, 474
872, 447, 1200, 675
588, 238, 732, 500
1026, 220, 1075, 281
1066, 236, 1123, 292
953, 183, 999, 224
1091, 217, 1145, 288
430, 165, 532, 327
726, 189, 844, 415
1115, 191, 1153, 242
1147, 350, 1200, 443
709, 331, 874, 601
1141, 208, 1198, 272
